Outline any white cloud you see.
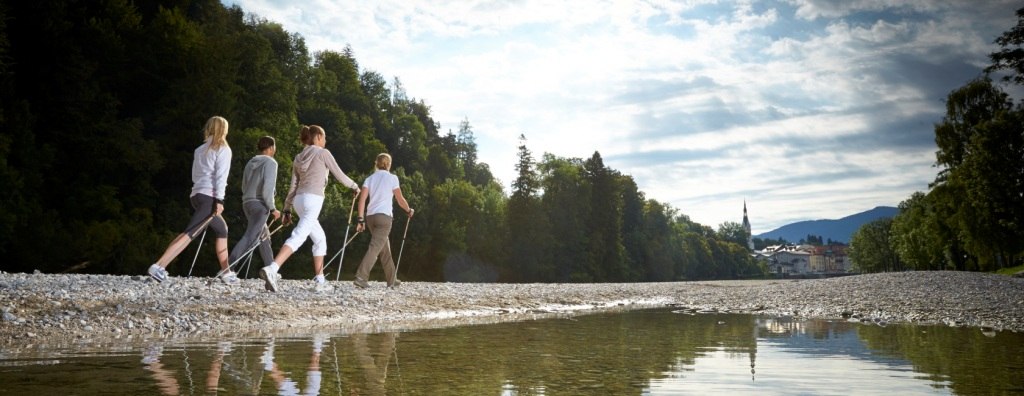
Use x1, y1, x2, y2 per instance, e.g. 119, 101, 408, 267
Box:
224, 0, 1018, 234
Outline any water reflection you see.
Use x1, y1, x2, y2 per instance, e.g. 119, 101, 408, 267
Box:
1, 308, 1022, 395
260, 335, 325, 395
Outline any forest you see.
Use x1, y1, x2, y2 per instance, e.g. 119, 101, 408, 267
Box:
849, 8, 1024, 273
0, 0, 763, 282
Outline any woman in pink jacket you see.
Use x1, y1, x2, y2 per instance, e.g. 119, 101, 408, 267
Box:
259, 125, 359, 292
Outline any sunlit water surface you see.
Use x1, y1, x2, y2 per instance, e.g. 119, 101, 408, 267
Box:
1, 308, 1022, 395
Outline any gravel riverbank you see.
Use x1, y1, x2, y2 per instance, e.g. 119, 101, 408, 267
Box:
1, 270, 1022, 348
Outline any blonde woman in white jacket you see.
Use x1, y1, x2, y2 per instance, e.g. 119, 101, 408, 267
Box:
259, 125, 359, 292
148, 116, 235, 284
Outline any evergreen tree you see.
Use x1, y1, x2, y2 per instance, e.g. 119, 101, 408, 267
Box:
506, 135, 549, 281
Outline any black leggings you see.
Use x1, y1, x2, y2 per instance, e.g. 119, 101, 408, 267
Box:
183, 194, 228, 239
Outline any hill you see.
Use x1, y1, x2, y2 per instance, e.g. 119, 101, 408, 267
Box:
755, 206, 898, 243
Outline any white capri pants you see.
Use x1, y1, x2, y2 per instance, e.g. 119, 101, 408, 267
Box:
283, 193, 327, 256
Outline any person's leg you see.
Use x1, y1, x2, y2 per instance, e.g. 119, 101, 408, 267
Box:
256, 224, 275, 267
372, 216, 397, 284
209, 215, 229, 272
154, 233, 191, 268
309, 218, 327, 277
154, 195, 213, 268
275, 194, 322, 269
215, 237, 229, 271
313, 255, 325, 278
302, 195, 327, 281
354, 214, 393, 283
272, 245, 294, 267
228, 202, 269, 265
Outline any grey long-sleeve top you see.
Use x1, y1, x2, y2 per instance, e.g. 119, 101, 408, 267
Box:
241, 154, 278, 212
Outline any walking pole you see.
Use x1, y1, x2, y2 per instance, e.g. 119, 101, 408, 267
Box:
187, 229, 207, 277
216, 220, 283, 278
327, 190, 359, 281
243, 251, 254, 279
186, 215, 217, 277
391, 210, 414, 285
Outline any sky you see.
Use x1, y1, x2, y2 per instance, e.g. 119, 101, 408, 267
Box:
222, 0, 1020, 234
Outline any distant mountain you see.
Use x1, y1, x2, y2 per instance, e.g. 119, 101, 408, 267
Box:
755, 206, 899, 244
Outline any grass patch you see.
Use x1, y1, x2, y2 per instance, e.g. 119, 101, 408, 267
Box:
994, 264, 1024, 276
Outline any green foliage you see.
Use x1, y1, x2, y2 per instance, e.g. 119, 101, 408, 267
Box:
716, 221, 748, 247
985, 7, 1024, 85
879, 12, 1024, 274
0, 0, 766, 282
850, 218, 901, 273
891, 192, 945, 270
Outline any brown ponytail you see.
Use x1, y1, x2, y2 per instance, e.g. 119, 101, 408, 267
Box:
299, 125, 325, 146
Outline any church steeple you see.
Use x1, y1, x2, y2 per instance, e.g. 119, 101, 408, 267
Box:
742, 200, 753, 250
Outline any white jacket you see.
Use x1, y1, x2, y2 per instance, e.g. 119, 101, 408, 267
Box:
190, 140, 232, 200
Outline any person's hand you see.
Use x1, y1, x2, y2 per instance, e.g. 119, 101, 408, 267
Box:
407, 208, 415, 218
271, 210, 281, 221
352, 185, 361, 195
215, 202, 224, 216
282, 211, 292, 226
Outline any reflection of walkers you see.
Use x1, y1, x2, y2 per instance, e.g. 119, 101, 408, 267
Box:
142, 342, 232, 396
147, 116, 235, 285
142, 345, 180, 395
353, 153, 413, 289
205, 342, 232, 393
227, 136, 280, 273
353, 332, 397, 394
259, 125, 360, 292
305, 333, 326, 395
259, 335, 326, 395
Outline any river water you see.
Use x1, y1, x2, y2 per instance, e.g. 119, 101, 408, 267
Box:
1, 307, 1021, 395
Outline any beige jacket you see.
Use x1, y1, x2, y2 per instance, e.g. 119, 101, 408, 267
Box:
283, 145, 359, 210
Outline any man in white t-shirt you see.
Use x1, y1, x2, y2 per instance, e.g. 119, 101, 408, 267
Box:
353, 153, 414, 288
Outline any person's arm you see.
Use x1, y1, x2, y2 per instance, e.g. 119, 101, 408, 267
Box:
213, 147, 232, 215
394, 187, 413, 217
322, 150, 359, 191
356, 186, 369, 232
263, 160, 280, 219
282, 166, 299, 224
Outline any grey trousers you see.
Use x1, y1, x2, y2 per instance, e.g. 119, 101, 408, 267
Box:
355, 214, 396, 283
227, 201, 273, 267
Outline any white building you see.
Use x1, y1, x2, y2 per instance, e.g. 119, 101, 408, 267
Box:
767, 249, 812, 275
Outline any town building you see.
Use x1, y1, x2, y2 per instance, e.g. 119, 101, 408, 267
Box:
758, 243, 853, 276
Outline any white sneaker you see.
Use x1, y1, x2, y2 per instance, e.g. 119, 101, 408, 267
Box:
313, 276, 333, 292
147, 264, 169, 283
219, 271, 240, 286
259, 266, 279, 292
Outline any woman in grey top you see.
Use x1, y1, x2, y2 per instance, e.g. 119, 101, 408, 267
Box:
259, 125, 360, 292
227, 136, 281, 274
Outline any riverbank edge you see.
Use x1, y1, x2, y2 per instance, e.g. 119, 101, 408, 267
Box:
1, 270, 1022, 350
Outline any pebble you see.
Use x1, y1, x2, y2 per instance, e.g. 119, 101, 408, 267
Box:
0, 271, 1021, 348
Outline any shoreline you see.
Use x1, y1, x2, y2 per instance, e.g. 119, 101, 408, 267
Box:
2, 270, 1022, 348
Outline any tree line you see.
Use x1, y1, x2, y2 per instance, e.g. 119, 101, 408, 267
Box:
0, 0, 760, 282
850, 8, 1024, 273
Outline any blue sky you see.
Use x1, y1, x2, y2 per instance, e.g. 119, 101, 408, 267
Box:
222, 0, 1020, 234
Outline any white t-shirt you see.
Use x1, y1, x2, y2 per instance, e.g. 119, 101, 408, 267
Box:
363, 169, 400, 217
